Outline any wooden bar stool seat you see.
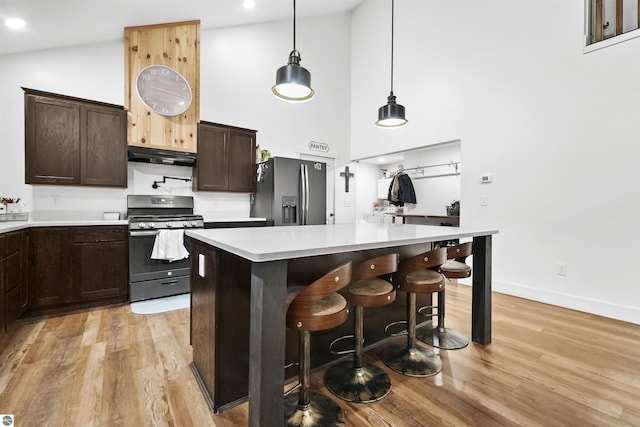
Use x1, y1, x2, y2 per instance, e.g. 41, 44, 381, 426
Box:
417, 242, 472, 350
284, 261, 352, 427
324, 253, 399, 403
381, 248, 447, 377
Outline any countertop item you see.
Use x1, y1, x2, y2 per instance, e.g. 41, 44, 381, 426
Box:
186, 223, 497, 262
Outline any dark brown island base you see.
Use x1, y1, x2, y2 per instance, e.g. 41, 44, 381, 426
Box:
186, 223, 498, 427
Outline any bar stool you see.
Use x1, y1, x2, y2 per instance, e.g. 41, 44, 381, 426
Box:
284, 260, 352, 427
380, 247, 447, 377
417, 242, 471, 350
324, 253, 399, 403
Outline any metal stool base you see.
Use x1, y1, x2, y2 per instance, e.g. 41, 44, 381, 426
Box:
417, 326, 469, 350
324, 361, 392, 403
380, 344, 442, 377
284, 391, 345, 426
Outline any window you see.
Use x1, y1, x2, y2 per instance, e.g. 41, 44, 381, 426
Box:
586, 0, 640, 47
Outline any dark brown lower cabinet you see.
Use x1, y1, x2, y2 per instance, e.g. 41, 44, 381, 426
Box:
72, 228, 127, 301
0, 234, 6, 338
29, 227, 70, 308
28, 226, 127, 315
1, 230, 29, 334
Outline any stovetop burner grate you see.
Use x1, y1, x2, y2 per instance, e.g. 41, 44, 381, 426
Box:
128, 214, 203, 221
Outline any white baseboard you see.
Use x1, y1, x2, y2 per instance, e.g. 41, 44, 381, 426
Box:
490, 280, 640, 326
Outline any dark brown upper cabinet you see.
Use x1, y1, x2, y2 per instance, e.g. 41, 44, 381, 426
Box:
194, 121, 256, 193
24, 88, 127, 188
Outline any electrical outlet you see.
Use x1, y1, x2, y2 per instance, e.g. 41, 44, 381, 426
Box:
481, 196, 488, 206
556, 263, 568, 276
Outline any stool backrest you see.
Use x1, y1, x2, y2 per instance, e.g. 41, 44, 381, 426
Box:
447, 242, 472, 262
394, 247, 447, 287
287, 260, 352, 328
352, 253, 399, 283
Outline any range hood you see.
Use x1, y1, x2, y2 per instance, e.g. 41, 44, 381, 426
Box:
128, 146, 196, 167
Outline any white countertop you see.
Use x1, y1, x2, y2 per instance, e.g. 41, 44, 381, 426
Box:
0, 219, 128, 233
203, 217, 266, 223
0, 215, 265, 234
186, 223, 498, 262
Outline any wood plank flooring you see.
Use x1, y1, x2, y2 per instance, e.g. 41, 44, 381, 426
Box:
1, 282, 639, 426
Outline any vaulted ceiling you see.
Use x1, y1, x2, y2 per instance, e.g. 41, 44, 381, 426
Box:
0, 0, 364, 56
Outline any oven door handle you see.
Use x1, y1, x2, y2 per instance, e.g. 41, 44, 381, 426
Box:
129, 230, 160, 237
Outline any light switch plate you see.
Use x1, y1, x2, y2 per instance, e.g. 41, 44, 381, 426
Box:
198, 254, 205, 277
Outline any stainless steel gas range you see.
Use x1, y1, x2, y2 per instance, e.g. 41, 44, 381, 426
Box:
127, 195, 204, 302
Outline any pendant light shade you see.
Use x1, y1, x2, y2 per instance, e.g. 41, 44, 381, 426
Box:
273, 50, 314, 101
272, 0, 314, 102
376, 0, 407, 128
377, 93, 407, 128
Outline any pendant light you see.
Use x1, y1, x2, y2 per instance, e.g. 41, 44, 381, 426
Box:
272, 0, 314, 102
376, 0, 407, 128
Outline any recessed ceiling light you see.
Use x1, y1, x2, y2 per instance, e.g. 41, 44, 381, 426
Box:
5, 18, 26, 29
243, 0, 255, 10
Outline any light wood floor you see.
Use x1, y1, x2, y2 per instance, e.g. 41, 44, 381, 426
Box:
1, 282, 639, 426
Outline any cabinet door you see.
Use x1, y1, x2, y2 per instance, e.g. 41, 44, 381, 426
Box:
81, 104, 127, 187
25, 95, 81, 185
71, 227, 128, 301
195, 124, 228, 191
5, 231, 28, 324
29, 228, 71, 308
0, 234, 6, 337
227, 129, 256, 193
6, 231, 24, 292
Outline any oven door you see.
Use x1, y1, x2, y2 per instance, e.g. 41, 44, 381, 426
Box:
128, 229, 192, 301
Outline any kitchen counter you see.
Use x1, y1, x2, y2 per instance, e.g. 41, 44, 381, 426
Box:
394, 214, 460, 226
203, 217, 266, 223
187, 223, 498, 425
0, 215, 266, 234
187, 223, 492, 262
0, 218, 127, 234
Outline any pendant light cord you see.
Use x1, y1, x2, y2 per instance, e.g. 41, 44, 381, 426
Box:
293, 0, 297, 52
390, 0, 395, 94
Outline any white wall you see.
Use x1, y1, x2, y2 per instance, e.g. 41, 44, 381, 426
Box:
0, 12, 352, 221
353, 162, 381, 221
351, 0, 640, 324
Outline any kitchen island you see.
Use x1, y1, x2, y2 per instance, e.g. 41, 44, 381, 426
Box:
186, 223, 498, 427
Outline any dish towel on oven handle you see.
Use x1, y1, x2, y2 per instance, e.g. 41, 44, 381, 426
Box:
150, 229, 190, 262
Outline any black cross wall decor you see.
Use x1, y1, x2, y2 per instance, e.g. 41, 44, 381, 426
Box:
340, 166, 355, 192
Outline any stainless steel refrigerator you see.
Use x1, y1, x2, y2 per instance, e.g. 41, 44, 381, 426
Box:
251, 157, 327, 226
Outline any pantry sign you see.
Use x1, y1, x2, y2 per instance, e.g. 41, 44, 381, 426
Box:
308, 141, 330, 153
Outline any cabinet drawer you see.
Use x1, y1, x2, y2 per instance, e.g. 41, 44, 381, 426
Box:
72, 226, 126, 243
0, 234, 6, 257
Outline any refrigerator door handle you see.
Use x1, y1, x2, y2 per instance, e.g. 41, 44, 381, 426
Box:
299, 164, 307, 225
304, 164, 310, 224
300, 164, 307, 225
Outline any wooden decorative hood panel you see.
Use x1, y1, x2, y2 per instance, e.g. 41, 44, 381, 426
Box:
124, 20, 200, 153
